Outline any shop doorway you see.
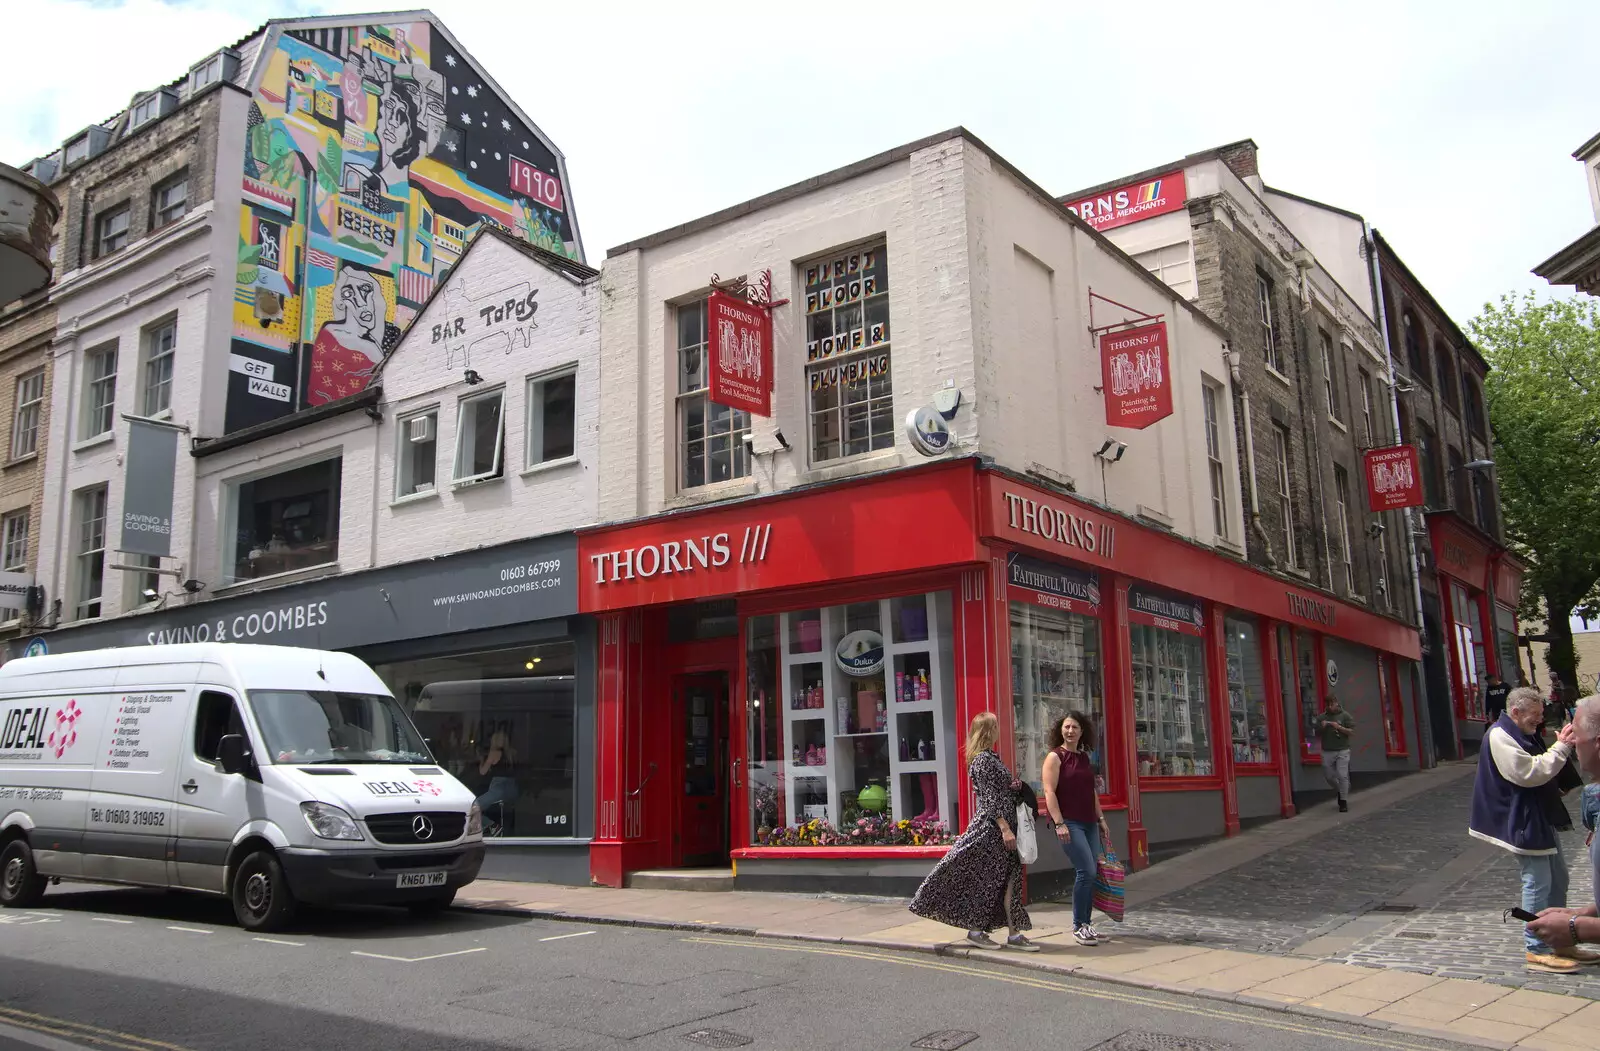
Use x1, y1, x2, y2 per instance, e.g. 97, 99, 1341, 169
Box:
674, 671, 731, 866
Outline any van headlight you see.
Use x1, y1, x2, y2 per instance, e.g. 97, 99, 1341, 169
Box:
467, 804, 483, 836
300, 801, 364, 841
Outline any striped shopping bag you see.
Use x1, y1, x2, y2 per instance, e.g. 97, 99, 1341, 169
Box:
1093, 848, 1126, 922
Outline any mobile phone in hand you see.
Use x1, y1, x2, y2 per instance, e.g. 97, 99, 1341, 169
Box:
1509, 907, 1540, 922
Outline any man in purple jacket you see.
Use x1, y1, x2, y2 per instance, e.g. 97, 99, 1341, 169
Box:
1468, 687, 1593, 973
1526, 695, 1600, 962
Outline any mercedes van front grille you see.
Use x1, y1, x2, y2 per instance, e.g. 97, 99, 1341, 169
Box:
372, 851, 463, 870
365, 811, 467, 844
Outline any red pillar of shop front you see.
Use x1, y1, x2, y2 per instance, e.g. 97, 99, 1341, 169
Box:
1204, 603, 1241, 836
1107, 574, 1149, 870
1259, 622, 1297, 818
591, 610, 660, 888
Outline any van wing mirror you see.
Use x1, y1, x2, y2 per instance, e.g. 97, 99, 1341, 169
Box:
217, 734, 251, 775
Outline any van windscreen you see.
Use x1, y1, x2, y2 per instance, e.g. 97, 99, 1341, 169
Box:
249, 690, 431, 765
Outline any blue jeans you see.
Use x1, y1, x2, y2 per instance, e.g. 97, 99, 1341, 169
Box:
1518, 840, 1569, 953
1059, 820, 1102, 928
475, 776, 518, 824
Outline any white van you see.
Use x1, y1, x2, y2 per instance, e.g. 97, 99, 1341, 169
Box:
0, 643, 484, 930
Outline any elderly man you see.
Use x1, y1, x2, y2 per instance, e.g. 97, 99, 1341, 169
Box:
1468, 686, 1591, 973
1526, 695, 1600, 960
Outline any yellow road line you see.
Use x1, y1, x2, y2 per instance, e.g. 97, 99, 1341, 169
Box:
682, 937, 1449, 1051
0, 1006, 196, 1051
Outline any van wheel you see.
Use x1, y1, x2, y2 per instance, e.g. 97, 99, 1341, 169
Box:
407, 888, 457, 916
0, 839, 47, 908
231, 850, 296, 932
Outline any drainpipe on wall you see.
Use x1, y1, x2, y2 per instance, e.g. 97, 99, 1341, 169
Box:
1226, 343, 1277, 567
1365, 221, 1437, 767
1297, 261, 1337, 589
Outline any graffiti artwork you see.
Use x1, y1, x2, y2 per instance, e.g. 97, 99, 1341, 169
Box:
229, 20, 579, 431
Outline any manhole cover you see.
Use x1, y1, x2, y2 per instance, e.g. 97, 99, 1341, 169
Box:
682, 1029, 752, 1048
911, 1032, 980, 1050
1372, 904, 1417, 913
1088, 1032, 1232, 1051
1395, 930, 1436, 940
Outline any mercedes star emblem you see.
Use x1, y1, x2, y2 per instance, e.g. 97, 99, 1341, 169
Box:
412, 815, 434, 841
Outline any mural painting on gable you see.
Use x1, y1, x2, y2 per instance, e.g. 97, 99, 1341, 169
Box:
229, 20, 578, 432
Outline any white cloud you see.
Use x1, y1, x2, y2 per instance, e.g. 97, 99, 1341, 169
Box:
13, 0, 1599, 323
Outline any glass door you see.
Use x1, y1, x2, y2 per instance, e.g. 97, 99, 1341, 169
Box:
676, 671, 730, 866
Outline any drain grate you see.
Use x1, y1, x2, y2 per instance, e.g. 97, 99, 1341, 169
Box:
911, 1032, 980, 1050
682, 1029, 752, 1048
1372, 904, 1417, 913
1088, 1032, 1233, 1051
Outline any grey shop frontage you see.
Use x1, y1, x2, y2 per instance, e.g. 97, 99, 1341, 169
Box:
4, 533, 595, 884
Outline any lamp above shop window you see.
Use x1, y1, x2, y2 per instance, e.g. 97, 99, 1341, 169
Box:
1095, 438, 1128, 463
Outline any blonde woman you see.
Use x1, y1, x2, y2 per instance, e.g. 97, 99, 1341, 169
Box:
908, 712, 1037, 951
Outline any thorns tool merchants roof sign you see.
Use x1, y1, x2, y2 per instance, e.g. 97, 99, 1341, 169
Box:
1065, 170, 1188, 232
1363, 445, 1424, 512
1100, 322, 1172, 429
708, 289, 772, 417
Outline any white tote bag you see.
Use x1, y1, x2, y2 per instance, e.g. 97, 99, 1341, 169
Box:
1014, 802, 1038, 865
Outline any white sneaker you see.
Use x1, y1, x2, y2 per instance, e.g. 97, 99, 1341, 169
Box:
1073, 925, 1099, 946
966, 930, 997, 947
1083, 923, 1109, 942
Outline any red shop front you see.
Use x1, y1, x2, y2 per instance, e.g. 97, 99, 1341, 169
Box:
1429, 511, 1525, 744
580, 459, 1424, 893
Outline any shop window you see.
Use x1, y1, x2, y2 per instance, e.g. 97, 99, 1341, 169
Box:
1279, 625, 1323, 761
667, 599, 738, 643
454, 388, 505, 484
1451, 582, 1485, 720
1377, 655, 1406, 757
1129, 587, 1212, 777
141, 317, 176, 417
11, 368, 44, 460
1225, 614, 1272, 765
80, 342, 118, 440
1202, 381, 1228, 540
1010, 575, 1105, 797
1333, 465, 1355, 595
228, 457, 341, 584
1258, 273, 1282, 373
376, 641, 578, 839
1272, 423, 1297, 568
804, 244, 894, 462
525, 366, 576, 467
1319, 329, 1343, 423
0, 509, 28, 623
745, 592, 956, 845
396, 409, 437, 498
1495, 606, 1518, 686
72, 485, 107, 620
676, 298, 750, 489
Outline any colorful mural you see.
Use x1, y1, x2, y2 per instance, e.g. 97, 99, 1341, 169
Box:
229, 20, 579, 432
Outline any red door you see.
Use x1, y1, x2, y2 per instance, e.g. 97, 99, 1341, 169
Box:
675, 671, 731, 866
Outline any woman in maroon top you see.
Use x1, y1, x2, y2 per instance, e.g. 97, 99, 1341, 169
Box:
1041, 711, 1110, 945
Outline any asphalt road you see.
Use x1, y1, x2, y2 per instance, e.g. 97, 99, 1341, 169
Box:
0, 885, 1488, 1051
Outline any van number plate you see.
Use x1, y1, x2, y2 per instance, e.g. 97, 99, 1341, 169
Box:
396, 871, 447, 889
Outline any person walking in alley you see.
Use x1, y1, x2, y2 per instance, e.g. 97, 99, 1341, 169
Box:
1524, 695, 1600, 963
1319, 694, 1355, 812
909, 712, 1038, 952
1485, 671, 1511, 724
1469, 687, 1592, 973
1041, 712, 1112, 946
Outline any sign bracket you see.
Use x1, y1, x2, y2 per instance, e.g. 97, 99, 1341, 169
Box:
709, 269, 789, 312
1088, 288, 1163, 336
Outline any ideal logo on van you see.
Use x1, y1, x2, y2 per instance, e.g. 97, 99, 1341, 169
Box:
0, 700, 82, 761
363, 779, 444, 797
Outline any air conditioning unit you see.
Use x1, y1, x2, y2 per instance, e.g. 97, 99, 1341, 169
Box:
407, 416, 433, 443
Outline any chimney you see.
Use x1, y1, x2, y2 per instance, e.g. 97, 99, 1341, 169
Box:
1218, 140, 1262, 194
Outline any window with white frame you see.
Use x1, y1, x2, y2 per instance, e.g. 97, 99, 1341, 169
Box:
191, 54, 224, 90
1358, 367, 1375, 445
95, 204, 130, 258
1134, 243, 1195, 298
1258, 273, 1282, 373
1333, 464, 1356, 595
64, 137, 90, 165
141, 319, 176, 416
453, 388, 504, 484
151, 171, 188, 229
1320, 330, 1343, 423
1202, 380, 1228, 540
526, 367, 576, 467
130, 95, 161, 129
0, 509, 28, 622
10, 368, 44, 460
73, 485, 108, 620
396, 409, 438, 498
676, 299, 749, 488
805, 244, 894, 462
81, 343, 118, 440
1273, 423, 1297, 569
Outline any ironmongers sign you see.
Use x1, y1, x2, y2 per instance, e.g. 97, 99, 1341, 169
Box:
707, 289, 773, 417
1363, 445, 1424, 511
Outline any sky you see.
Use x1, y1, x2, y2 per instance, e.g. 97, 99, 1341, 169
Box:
8, 0, 1598, 326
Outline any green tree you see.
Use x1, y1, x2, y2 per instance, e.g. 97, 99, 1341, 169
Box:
1469, 293, 1600, 695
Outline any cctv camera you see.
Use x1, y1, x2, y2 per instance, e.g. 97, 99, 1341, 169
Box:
1366, 522, 1385, 539
742, 433, 755, 446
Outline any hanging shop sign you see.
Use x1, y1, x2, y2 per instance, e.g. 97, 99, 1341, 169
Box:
1064, 170, 1188, 233
707, 288, 773, 417
120, 417, 181, 558
1006, 553, 1101, 615
1362, 445, 1424, 512
1100, 322, 1173, 429
1127, 585, 1205, 637
905, 404, 953, 456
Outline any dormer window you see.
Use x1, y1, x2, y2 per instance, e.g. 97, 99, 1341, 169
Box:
64, 137, 90, 165
191, 53, 225, 91
130, 94, 161, 130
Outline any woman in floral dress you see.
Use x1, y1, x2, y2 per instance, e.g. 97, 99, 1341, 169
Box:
908, 712, 1037, 951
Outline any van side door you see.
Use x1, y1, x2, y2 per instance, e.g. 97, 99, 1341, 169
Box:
83, 686, 186, 887
172, 689, 258, 893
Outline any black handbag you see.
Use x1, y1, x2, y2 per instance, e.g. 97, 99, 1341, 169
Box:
1556, 755, 1584, 795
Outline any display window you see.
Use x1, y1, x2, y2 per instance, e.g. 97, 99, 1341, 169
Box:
1377, 653, 1407, 756
373, 640, 577, 839
1129, 586, 1213, 778
1006, 554, 1106, 796
1224, 614, 1273, 766
743, 591, 957, 846
1494, 604, 1518, 686
1279, 624, 1324, 762
1450, 583, 1485, 720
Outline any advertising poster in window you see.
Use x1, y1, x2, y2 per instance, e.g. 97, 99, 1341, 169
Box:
1127, 585, 1204, 637
1006, 553, 1101, 616
1363, 445, 1424, 511
707, 289, 772, 417
1100, 322, 1173, 430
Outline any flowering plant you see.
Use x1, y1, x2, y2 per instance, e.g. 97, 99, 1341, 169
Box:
755, 814, 950, 847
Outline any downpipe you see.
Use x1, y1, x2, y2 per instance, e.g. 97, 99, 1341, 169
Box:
1227, 343, 1277, 568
